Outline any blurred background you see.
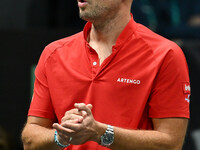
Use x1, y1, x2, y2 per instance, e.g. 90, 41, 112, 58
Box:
0, 0, 200, 150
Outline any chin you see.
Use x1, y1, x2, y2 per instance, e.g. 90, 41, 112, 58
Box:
80, 16, 92, 22
79, 12, 93, 22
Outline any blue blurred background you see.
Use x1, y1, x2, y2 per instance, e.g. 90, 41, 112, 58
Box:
0, 0, 200, 149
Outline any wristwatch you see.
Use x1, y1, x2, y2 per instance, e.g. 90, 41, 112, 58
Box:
100, 125, 114, 147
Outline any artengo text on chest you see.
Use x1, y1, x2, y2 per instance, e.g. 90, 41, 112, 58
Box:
117, 78, 141, 84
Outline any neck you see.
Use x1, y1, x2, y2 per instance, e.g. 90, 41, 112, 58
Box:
89, 11, 131, 48
87, 7, 132, 66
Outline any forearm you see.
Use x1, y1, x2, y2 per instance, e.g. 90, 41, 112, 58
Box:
94, 122, 184, 150
110, 127, 180, 150
21, 124, 62, 150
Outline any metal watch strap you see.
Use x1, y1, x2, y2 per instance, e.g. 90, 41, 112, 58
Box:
54, 130, 70, 148
107, 125, 114, 133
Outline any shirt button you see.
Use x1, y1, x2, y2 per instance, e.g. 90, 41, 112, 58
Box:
93, 61, 97, 66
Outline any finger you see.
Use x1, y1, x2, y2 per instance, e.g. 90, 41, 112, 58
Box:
61, 118, 82, 126
62, 118, 80, 124
87, 104, 93, 110
64, 109, 88, 118
74, 103, 92, 115
81, 110, 87, 118
64, 108, 83, 116
53, 123, 75, 136
61, 122, 82, 131
62, 114, 84, 123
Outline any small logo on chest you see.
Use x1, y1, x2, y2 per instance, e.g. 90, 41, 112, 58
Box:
117, 78, 141, 84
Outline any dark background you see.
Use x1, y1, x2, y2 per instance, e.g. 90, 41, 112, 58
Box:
0, 0, 200, 150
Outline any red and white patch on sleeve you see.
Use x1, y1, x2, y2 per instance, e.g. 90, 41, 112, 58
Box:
185, 94, 190, 103
183, 82, 191, 94
182, 82, 191, 103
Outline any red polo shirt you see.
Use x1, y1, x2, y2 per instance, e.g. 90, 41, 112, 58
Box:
28, 16, 190, 150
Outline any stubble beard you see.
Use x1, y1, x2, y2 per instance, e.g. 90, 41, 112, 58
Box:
79, 2, 121, 31
79, 4, 109, 22
79, 10, 96, 22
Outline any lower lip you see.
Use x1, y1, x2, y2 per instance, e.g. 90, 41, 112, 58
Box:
78, 2, 88, 8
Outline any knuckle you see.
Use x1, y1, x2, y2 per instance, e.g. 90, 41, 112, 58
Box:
78, 115, 83, 120
62, 122, 70, 128
61, 117, 65, 123
69, 130, 75, 134
73, 108, 79, 113
65, 111, 69, 115
79, 103, 85, 107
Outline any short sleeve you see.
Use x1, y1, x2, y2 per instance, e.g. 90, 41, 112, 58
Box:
28, 47, 56, 121
149, 45, 190, 118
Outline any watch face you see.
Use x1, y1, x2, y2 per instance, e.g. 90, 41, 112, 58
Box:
102, 132, 114, 145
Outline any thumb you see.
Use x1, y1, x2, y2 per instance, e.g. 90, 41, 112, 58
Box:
87, 104, 93, 110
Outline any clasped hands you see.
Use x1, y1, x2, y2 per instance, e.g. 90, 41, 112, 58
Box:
53, 103, 99, 146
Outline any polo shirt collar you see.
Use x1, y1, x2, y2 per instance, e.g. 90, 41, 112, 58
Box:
83, 14, 137, 49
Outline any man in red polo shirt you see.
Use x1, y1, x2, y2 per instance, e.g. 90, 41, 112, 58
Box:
21, 0, 190, 149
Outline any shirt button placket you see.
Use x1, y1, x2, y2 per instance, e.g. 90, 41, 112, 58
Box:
91, 58, 99, 77
93, 61, 97, 66
87, 44, 99, 77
